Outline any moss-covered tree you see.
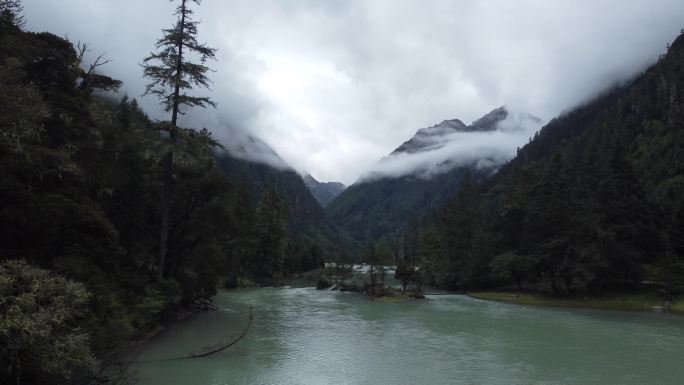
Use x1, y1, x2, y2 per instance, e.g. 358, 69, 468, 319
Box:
0, 260, 94, 385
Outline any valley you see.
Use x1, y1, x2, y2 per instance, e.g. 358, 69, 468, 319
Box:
2, 1, 684, 385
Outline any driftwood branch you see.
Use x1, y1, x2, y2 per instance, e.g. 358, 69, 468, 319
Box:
183, 308, 253, 359
133, 307, 253, 364
181, 306, 254, 359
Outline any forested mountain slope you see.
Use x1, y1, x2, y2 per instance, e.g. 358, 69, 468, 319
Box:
327, 107, 540, 253
215, 152, 350, 271
327, 167, 474, 248
416, 32, 684, 293
303, 174, 346, 207
0, 14, 335, 385
0, 23, 237, 383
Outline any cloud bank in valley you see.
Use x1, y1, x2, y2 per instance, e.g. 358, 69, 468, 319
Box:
218, 127, 292, 171
183, 111, 292, 170
23, 0, 684, 184
361, 110, 544, 181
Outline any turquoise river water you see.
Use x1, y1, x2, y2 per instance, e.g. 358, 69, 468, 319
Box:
131, 286, 684, 385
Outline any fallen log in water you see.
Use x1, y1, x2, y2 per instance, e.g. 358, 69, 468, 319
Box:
183, 308, 254, 359
133, 307, 253, 363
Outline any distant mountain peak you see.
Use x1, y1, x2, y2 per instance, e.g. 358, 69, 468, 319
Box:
329, 106, 541, 247
303, 174, 346, 207
425, 118, 468, 132
469, 106, 508, 131
391, 106, 512, 156
365, 106, 543, 182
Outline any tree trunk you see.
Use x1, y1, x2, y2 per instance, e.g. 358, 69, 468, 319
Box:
158, 0, 186, 280
158, 151, 172, 279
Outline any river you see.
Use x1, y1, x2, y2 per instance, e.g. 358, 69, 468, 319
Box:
131, 286, 684, 385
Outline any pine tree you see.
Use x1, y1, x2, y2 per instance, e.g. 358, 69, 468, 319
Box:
592, 142, 658, 287
254, 190, 289, 280
142, 0, 217, 279
439, 170, 480, 287
361, 241, 378, 294
0, 0, 25, 28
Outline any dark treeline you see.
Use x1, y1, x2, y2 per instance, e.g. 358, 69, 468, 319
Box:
215, 154, 346, 277
3, 0, 684, 382
0, 4, 322, 385
326, 167, 470, 249
402, 32, 684, 296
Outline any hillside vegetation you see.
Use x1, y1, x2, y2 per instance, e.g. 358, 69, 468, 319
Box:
413, 32, 684, 295
0, 11, 328, 385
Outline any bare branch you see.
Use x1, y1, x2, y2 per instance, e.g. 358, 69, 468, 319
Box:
86, 53, 112, 78
76, 41, 89, 66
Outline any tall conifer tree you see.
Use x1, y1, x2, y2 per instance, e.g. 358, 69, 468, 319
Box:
142, 0, 217, 279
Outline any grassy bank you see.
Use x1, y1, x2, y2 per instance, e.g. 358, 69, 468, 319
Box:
670, 300, 684, 315
468, 291, 684, 314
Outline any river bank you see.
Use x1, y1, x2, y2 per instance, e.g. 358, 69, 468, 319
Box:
468, 290, 684, 315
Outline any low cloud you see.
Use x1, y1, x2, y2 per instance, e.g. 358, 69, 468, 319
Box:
184, 110, 292, 170
23, 0, 684, 184
218, 127, 292, 171
360, 111, 544, 181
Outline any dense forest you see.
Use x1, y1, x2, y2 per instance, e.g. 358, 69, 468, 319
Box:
405, 32, 684, 295
326, 107, 518, 251
3, 0, 684, 383
215, 154, 350, 274
0, 3, 325, 384
327, 166, 471, 249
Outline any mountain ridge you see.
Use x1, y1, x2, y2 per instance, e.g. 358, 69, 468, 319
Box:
303, 174, 346, 208
215, 132, 354, 262
327, 106, 541, 252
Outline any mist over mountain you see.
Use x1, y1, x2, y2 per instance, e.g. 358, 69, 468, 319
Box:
28, 0, 684, 186
413, 30, 684, 293
6, 2, 684, 384
215, 130, 317, 224
217, 127, 347, 210
327, 107, 541, 249
361, 107, 543, 181
214, 149, 351, 266
218, 126, 292, 171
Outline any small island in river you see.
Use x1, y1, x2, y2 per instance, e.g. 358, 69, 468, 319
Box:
315, 263, 426, 301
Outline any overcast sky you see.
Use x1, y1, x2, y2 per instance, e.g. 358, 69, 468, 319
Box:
24, 0, 684, 184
